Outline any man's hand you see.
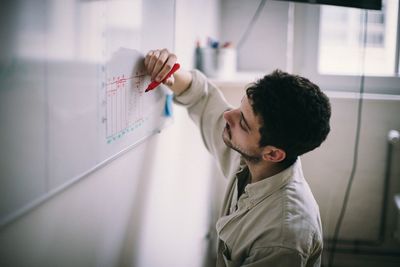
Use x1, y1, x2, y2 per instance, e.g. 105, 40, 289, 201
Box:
144, 49, 192, 95
145, 49, 177, 86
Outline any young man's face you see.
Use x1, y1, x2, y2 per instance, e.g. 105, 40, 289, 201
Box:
222, 95, 264, 163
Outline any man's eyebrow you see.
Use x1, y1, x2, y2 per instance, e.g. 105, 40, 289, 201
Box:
240, 111, 251, 131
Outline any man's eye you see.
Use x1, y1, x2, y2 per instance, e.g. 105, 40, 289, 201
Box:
240, 119, 246, 131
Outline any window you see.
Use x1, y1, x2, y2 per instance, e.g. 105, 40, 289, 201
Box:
318, 0, 399, 76
293, 0, 400, 94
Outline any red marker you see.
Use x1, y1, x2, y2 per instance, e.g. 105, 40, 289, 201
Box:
145, 63, 180, 92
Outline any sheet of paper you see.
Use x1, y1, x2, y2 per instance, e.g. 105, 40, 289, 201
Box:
102, 48, 164, 144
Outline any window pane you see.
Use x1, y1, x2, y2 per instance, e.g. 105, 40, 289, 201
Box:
318, 0, 398, 76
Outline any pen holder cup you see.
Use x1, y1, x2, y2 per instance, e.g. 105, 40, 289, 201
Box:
196, 48, 237, 79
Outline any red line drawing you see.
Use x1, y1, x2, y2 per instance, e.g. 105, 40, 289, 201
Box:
106, 74, 146, 86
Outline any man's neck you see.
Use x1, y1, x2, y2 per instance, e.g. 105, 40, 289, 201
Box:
246, 161, 289, 183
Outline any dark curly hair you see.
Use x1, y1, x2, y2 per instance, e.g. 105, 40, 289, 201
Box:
246, 69, 331, 165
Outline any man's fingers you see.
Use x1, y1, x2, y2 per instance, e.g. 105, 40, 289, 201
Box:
152, 49, 170, 81
144, 49, 177, 85
163, 76, 175, 87
147, 50, 160, 77
144, 50, 152, 68
155, 54, 177, 82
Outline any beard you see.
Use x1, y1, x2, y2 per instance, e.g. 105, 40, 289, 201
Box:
222, 123, 262, 164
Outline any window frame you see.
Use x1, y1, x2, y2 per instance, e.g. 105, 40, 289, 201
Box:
292, 3, 400, 95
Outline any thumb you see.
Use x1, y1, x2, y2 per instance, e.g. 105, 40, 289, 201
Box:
163, 76, 175, 87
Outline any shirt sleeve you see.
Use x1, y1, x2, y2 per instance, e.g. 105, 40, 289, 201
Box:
240, 247, 307, 267
173, 70, 241, 178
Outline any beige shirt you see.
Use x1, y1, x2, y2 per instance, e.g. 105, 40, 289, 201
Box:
174, 70, 323, 267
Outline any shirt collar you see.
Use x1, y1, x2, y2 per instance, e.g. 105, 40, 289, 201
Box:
240, 158, 303, 207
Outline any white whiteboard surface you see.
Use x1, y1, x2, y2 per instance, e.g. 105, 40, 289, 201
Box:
0, 0, 175, 227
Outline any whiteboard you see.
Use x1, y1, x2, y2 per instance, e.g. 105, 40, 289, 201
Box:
0, 0, 175, 227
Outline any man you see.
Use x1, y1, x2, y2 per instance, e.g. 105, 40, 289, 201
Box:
145, 49, 331, 267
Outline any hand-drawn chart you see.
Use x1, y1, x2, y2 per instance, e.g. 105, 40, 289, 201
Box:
105, 70, 146, 142
102, 48, 169, 145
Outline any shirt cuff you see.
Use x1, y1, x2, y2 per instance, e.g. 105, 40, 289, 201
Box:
173, 69, 208, 107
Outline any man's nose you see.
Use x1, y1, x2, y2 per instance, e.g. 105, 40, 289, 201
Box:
223, 109, 236, 126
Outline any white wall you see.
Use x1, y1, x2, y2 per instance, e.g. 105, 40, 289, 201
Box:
220, 0, 290, 72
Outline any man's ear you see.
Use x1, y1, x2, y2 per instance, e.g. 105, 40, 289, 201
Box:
262, 146, 286, 162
